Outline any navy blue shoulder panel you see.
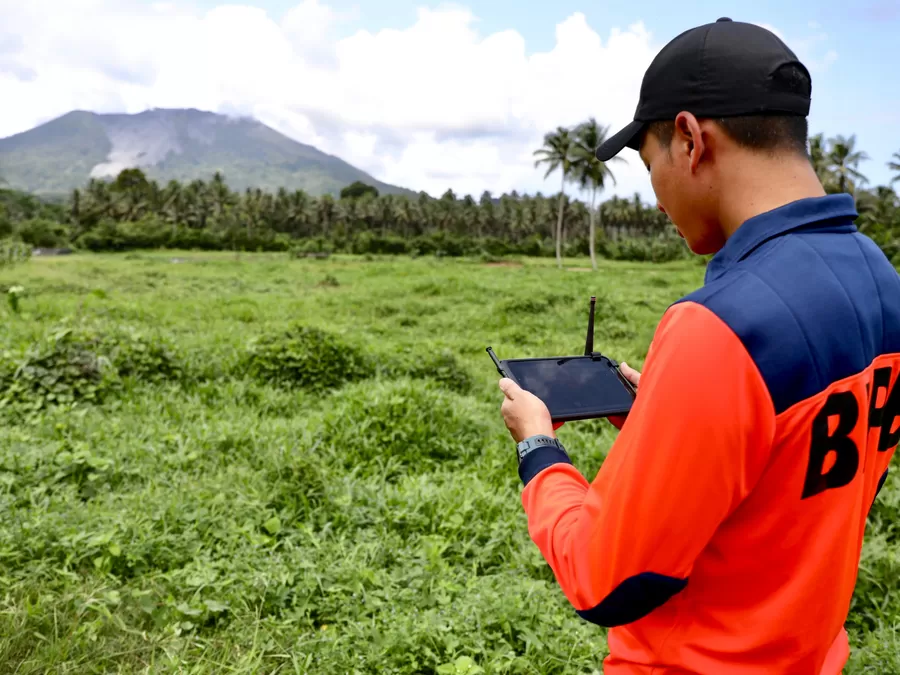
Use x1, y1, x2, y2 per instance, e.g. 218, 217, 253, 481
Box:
678, 230, 900, 415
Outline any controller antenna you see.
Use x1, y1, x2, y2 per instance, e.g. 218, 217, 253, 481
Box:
584, 295, 596, 356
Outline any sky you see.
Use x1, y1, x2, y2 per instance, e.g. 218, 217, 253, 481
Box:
0, 0, 898, 203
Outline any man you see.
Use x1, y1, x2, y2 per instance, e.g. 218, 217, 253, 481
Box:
498, 18, 900, 675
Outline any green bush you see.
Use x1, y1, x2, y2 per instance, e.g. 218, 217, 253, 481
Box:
219, 228, 292, 253
0, 324, 184, 412
104, 327, 183, 382
501, 292, 560, 315
350, 232, 409, 255
0, 205, 12, 239
75, 219, 129, 252
167, 226, 223, 251
74, 220, 295, 253
877, 239, 899, 267
16, 218, 70, 248
316, 379, 488, 478
478, 237, 516, 257
380, 347, 474, 394
0, 239, 31, 268
290, 237, 333, 257
114, 216, 172, 249
604, 236, 691, 263
242, 325, 374, 391
409, 232, 478, 258
0, 328, 117, 411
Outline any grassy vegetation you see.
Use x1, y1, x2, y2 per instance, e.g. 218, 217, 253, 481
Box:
0, 252, 897, 673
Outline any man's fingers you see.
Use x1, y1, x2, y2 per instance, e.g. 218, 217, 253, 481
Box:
498, 378, 519, 399
620, 362, 641, 387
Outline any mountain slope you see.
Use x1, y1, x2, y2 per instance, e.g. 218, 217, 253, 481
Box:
0, 109, 415, 198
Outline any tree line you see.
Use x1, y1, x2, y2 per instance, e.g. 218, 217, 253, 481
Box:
0, 127, 898, 266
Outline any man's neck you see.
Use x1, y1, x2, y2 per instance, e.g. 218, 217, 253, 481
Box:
718, 154, 828, 240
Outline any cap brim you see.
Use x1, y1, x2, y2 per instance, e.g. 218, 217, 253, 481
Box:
595, 120, 646, 162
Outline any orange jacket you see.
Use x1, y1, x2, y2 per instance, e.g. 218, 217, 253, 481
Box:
518, 194, 900, 674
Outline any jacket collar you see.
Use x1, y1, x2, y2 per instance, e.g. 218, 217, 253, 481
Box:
705, 193, 859, 284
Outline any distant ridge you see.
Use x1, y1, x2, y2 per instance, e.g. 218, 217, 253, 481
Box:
0, 108, 416, 198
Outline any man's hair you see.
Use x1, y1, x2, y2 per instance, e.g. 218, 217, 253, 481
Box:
647, 62, 811, 157
647, 115, 809, 156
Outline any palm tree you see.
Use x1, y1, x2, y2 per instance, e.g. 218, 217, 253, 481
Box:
209, 171, 233, 223
828, 134, 869, 194
534, 127, 576, 268
889, 150, 900, 185
808, 133, 835, 190
572, 118, 623, 270
856, 186, 898, 238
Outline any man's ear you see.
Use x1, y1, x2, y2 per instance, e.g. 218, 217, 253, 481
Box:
674, 111, 705, 173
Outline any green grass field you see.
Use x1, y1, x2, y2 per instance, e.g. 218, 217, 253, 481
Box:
0, 252, 898, 674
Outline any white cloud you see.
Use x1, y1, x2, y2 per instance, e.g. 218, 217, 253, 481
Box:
0, 2, 837, 203
753, 20, 838, 74
0, 0, 660, 200
282, 0, 359, 66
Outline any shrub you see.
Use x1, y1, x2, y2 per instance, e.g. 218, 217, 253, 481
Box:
0, 324, 184, 412
242, 325, 374, 391
517, 235, 554, 257
604, 236, 691, 263
114, 216, 172, 249
316, 379, 488, 478
478, 236, 515, 257
74, 219, 128, 252
168, 226, 224, 251
0, 328, 117, 411
105, 327, 183, 382
350, 232, 409, 255
501, 293, 560, 314
0, 239, 31, 268
15, 218, 70, 248
290, 237, 333, 258
409, 232, 477, 258
877, 238, 900, 267
0, 204, 11, 238
380, 347, 474, 394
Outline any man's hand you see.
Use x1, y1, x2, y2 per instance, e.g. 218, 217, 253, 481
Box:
499, 378, 555, 443
608, 361, 641, 431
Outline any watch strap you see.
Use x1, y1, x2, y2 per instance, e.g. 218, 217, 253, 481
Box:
516, 434, 573, 486
516, 434, 566, 464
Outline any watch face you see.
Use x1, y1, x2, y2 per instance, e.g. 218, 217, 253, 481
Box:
516, 442, 531, 462
517, 437, 563, 463
518, 437, 551, 463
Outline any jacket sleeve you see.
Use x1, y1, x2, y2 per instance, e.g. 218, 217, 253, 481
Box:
518, 300, 777, 626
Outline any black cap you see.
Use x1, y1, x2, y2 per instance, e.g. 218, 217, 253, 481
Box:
596, 19, 811, 161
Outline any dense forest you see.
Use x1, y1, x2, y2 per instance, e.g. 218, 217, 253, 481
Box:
1, 122, 898, 266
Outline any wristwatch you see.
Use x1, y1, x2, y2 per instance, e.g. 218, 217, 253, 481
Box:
516, 434, 567, 465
